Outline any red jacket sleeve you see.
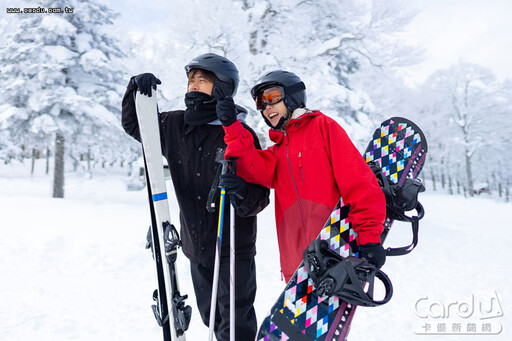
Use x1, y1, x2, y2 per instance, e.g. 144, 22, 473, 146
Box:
223, 120, 276, 189
323, 118, 386, 245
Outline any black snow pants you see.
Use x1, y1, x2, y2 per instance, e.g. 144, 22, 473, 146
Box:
190, 258, 257, 341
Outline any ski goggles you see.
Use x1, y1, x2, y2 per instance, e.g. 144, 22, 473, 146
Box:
255, 86, 285, 110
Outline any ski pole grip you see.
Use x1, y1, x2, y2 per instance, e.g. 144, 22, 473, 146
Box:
215, 149, 231, 176
227, 157, 237, 174
215, 149, 238, 176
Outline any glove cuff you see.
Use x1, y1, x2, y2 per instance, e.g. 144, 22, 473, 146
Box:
220, 115, 236, 126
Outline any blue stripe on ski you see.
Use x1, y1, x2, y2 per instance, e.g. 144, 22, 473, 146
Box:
152, 192, 168, 202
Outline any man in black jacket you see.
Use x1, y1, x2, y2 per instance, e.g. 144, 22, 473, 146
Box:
122, 53, 270, 341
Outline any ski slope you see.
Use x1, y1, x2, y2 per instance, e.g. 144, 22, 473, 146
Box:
0, 163, 510, 340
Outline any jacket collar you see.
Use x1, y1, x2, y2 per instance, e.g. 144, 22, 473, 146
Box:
269, 109, 320, 145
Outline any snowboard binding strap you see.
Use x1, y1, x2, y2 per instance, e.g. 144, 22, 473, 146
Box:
304, 240, 393, 307
369, 161, 425, 256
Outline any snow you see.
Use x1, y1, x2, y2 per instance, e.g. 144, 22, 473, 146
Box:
76, 33, 93, 53
80, 49, 110, 72
0, 161, 510, 340
0, 105, 27, 126
40, 16, 76, 36
29, 114, 57, 135
84, 102, 122, 128
43, 45, 77, 64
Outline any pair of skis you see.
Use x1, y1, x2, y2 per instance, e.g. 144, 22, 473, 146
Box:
135, 92, 237, 341
135, 92, 191, 341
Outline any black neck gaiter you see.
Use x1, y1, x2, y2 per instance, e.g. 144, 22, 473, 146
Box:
184, 91, 218, 126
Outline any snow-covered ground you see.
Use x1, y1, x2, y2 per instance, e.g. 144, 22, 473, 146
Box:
0, 161, 510, 340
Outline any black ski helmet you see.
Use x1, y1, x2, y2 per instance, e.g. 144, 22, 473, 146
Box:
250, 70, 307, 112
184, 53, 239, 96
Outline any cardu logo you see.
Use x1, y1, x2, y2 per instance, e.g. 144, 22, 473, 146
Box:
413, 291, 503, 335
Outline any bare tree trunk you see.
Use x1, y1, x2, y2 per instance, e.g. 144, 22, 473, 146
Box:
87, 147, 91, 172
492, 173, 497, 193
440, 158, 445, 189
31, 148, 36, 176
46, 146, 50, 175
465, 148, 474, 197
53, 133, 65, 198
451, 88, 475, 197
431, 169, 437, 191
71, 155, 79, 172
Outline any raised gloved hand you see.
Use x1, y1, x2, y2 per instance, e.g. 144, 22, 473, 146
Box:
219, 173, 247, 201
359, 243, 386, 269
133, 73, 161, 97
216, 96, 237, 126
212, 79, 233, 101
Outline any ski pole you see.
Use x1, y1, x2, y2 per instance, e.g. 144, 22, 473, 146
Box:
208, 185, 226, 341
208, 155, 237, 341
228, 158, 237, 341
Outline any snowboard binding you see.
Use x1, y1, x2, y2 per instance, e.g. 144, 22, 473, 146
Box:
369, 161, 425, 256
303, 239, 393, 307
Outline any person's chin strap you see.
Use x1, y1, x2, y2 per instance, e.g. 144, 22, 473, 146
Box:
260, 109, 292, 130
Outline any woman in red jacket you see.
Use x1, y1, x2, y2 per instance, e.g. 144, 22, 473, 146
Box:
216, 70, 386, 282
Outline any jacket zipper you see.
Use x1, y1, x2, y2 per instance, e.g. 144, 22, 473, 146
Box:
284, 131, 308, 232
298, 151, 304, 182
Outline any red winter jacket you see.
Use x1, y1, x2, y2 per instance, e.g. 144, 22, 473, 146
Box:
223, 110, 385, 281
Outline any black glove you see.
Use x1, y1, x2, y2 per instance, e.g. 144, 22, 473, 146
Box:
133, 73, 161, 97
359, 243, 386, 269
219, 173, 247, 201
216, 96, 237, 126
212, 79, 233, 100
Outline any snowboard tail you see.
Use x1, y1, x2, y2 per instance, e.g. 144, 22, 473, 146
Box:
257, 117, 428, 340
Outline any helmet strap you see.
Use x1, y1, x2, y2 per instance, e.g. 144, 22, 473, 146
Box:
260, 108, 292, 131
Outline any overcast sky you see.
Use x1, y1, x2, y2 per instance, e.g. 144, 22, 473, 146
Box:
398, 0, 512, 82
2, 0, 510, 84
101, 0, 512, 84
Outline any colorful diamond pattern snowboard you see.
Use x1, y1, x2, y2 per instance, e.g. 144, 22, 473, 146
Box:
257, 117, 428, 340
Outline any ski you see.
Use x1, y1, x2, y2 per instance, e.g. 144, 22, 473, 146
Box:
256, 117, 428, 340
135, 92, 191, 340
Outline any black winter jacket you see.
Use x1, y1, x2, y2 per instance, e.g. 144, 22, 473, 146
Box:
122, 82, 270, 267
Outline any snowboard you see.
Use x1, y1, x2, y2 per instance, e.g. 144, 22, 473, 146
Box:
256, 117, 428, 340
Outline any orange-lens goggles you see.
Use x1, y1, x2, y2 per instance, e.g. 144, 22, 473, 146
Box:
255, 87, 285, 110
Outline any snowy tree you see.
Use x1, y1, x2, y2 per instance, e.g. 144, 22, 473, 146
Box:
492, 79, 512, 196
240, 0, 419, 119
0, 0, 133, 197
420, 62, 509, 195
151, 0, 419, 145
